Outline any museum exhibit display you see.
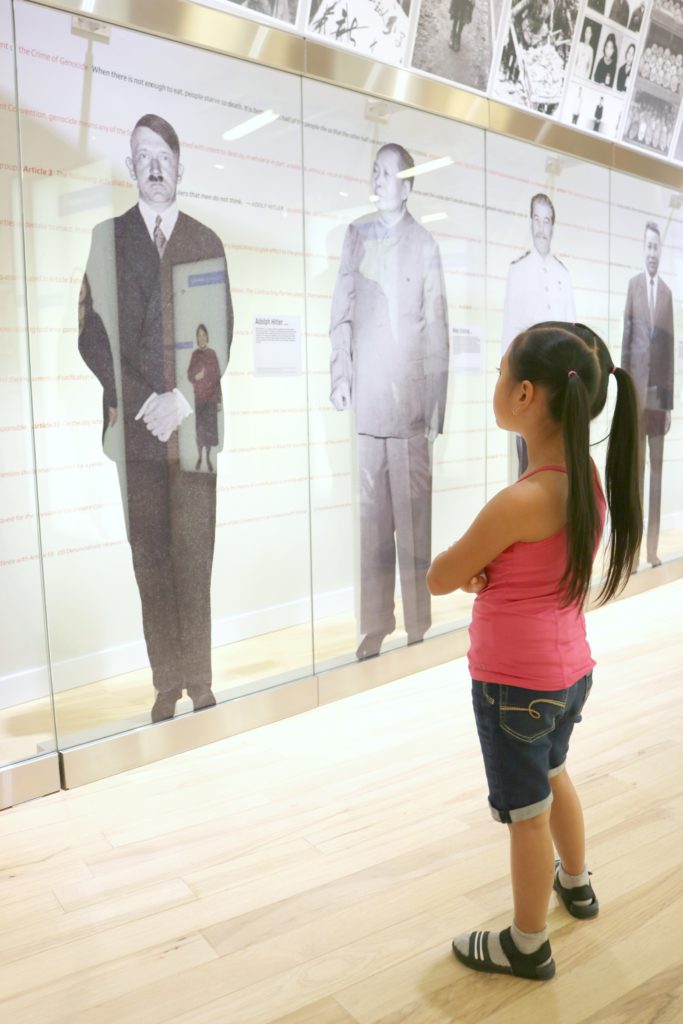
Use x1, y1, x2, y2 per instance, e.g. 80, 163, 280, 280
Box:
0, 0, 680, 801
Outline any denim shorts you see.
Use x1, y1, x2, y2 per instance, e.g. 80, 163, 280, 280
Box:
471, 673, 593, 823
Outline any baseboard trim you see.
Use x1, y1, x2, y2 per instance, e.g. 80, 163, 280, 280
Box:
0, 754, 61, 811
59, 676, 319, 788
39, 556, 683, 791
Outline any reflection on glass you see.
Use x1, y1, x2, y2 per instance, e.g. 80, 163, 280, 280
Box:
222, 109, 280, 140
0, 0, 55, 768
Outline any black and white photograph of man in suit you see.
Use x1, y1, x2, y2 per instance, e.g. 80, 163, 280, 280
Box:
621, 221, 674, 567
411, 0, 494, 93
329, 143, 449, 661
78, 113, 234, 722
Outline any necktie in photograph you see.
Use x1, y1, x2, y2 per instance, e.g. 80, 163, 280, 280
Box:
649, 276, 655, 329
153, 215, 167, 258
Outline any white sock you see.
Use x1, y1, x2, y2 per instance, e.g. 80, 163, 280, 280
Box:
453, 923, 548, 968
510, 922, 548, 955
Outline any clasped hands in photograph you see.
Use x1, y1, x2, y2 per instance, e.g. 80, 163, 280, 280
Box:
135, 389, 192, 442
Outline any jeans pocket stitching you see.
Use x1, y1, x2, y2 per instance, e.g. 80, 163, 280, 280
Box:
499, 697, 567, 743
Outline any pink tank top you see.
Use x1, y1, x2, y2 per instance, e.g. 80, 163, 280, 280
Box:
467, 465, 606, 691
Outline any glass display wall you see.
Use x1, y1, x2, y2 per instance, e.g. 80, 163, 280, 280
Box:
1, 0, 682, 783
302, 80, 488, 671
0, 0, 55, 771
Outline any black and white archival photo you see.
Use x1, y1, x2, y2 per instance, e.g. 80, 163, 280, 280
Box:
561, 3, 640, 137
197, 0, 299, 22
587, 0, 646, 33
623, 88, 679, 152
622, 10, 683, 154
410, 0, 495, 93
590, 25, 623, 88
562, 78, 625, 134
493, 0, 579, 116
572, 17, 601, 79
306, 0, 412, 63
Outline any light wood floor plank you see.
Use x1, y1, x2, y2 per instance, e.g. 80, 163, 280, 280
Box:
0, 580, 681, 1024
0, 933, 218, 1024
0, 878, 196, 968
106, 897, 483, 1024
578, 962, 683, 1023
269, 999, 362, 1024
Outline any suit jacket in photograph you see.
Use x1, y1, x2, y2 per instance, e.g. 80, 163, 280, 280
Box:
329, 210, 449, 439
79, 205, 233, 462
621, 271, 674, 415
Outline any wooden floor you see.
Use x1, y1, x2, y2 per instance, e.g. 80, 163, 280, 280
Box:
1, 580, 682, 1023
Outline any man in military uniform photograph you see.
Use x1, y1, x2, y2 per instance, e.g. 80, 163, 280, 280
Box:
329, 142, 449, 661
621, 220, 674, 567
79, 113, 234, 722
501, 192, 576, 473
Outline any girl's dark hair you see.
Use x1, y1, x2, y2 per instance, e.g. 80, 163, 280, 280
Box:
508, 322, 642, 608
196, 323, 209, 338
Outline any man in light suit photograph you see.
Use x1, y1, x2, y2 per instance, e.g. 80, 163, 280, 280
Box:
501, 192, 576, 473
329, 142, 449, 660
79, 113, 234, 722
621, 220, 674, 567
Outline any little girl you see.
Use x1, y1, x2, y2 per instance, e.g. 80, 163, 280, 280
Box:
427, 322, 642, 981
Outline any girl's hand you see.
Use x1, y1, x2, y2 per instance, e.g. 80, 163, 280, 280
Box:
460, 571, 488, 594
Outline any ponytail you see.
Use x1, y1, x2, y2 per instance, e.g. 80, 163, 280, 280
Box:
559, 369, 600, 607
598, 365, 643, 604
510, 322, 643, 609
510, 324, 602, 607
